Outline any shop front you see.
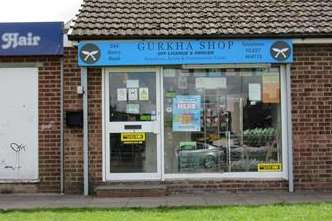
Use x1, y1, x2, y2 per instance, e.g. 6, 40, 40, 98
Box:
77, 39, 293, 188
0, 22, 64, 193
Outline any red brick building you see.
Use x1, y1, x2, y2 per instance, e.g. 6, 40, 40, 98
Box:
1, 1, 332, 196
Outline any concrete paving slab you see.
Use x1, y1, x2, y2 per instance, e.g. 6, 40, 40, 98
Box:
280, 192, 331, 204
127, 197, 168, 208
201, 192, 245, 206
235, 192, 286, 205
0, 192, 331, 210
315, 192, 332, 202
166, 195, 207, 207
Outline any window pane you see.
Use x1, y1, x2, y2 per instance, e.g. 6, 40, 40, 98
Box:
110, 133, 157, 173
163, 68, 282, 174
109, 72, 156, 122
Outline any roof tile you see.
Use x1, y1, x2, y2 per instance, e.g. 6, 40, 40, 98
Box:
70, 0, 332, 39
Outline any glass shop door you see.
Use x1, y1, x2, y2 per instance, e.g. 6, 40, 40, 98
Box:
104, 68, 162, 181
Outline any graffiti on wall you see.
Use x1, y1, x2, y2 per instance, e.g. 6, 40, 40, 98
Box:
1, 143, 27, 170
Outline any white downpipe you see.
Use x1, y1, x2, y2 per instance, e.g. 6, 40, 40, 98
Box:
286, 64, 294, 192
60, 57, 64, 194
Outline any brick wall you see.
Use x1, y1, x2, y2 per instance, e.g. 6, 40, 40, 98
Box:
63, 47, 83, 193
164, 180, 288, 193
0, 55, 62, 193
63, 47, 103, 193
4, 44, 330, 194
87, 69, 104, 191
291, 44, 332, 191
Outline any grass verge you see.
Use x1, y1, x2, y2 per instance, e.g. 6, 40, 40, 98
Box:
0, 203, 332, 221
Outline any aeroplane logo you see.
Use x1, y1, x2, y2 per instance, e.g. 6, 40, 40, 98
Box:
80, 43, 101, 64
270, 41, 291, 61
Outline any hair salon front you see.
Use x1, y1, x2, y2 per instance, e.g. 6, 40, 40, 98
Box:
76, 39, 295, 195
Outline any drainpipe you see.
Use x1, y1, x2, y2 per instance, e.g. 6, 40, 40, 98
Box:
81, 67, 89, 196
60, 57, 64, 194
286, 64, 294, 192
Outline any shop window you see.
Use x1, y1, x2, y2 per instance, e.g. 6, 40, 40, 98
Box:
163, 67, 282, 174
109, 72, 157, 122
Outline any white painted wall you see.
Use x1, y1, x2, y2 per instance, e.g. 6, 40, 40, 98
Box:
0, 68, 38, 180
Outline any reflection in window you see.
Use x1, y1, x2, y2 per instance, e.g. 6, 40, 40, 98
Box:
163, 68, 282, 174
110, 133, 157, 173
109, 72, 156, 122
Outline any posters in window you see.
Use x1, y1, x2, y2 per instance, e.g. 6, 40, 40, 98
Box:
117, 88, 127, 101
128, 88, 138, 101
127, 104, 140, 114
195, 77, 227, 89
178, 75, 188, 89
126, 80, 139, 88
248, 83, 261, 101
139, 88, 149, 101
262, 73, 280, 103
173, 95, 201, 132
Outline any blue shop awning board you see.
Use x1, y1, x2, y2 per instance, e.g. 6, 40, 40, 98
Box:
0, 22, 64, 56
77, 39, 293, 66
69, 0, 332, 40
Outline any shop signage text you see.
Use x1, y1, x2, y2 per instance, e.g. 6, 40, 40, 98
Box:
2, 32, 40, 49
0, 22, 64, 56
257, 163, 282, 172
121, 133, 146, 144
78, 39, 293, 66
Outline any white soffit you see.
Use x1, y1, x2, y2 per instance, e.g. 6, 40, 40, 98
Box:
293, 38, 332, 44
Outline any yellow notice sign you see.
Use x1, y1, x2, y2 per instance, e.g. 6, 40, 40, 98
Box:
121, 133, 146, 144
258, 163, 282, 172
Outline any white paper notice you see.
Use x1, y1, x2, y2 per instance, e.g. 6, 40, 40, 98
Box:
178, 76, 188, 89
126, 80, 139, 88
195, 77, 227, 89
128, 88, 138, 101
139, 88, 149, 101
226, 97, 236, 112
249, 83, 261, 101
117, 88, 127, 101
164, 69, 176, 78
127, 104, 140, 114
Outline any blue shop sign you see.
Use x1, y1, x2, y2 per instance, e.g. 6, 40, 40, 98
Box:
78, 39, 293, 66
0, 22, 64, 56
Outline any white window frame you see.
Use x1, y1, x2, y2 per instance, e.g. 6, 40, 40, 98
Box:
102, 65, 290, 182
102, 67, 162, 181
162, 65, 289, 180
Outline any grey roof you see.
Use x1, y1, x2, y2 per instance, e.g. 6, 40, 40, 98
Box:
69, 0, 332, 40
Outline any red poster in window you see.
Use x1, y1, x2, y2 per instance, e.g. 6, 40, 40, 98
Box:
262, 74, 280, 103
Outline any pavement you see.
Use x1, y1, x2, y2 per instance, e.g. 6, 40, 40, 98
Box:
0, 192, 331, 210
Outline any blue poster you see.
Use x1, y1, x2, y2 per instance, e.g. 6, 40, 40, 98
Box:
78, 39, 293, 67
173, 95, 201, 132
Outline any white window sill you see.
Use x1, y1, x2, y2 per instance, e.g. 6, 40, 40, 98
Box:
0, 179, 40, 184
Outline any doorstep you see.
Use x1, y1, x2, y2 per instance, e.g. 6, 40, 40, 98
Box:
95, 183, 168, 197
